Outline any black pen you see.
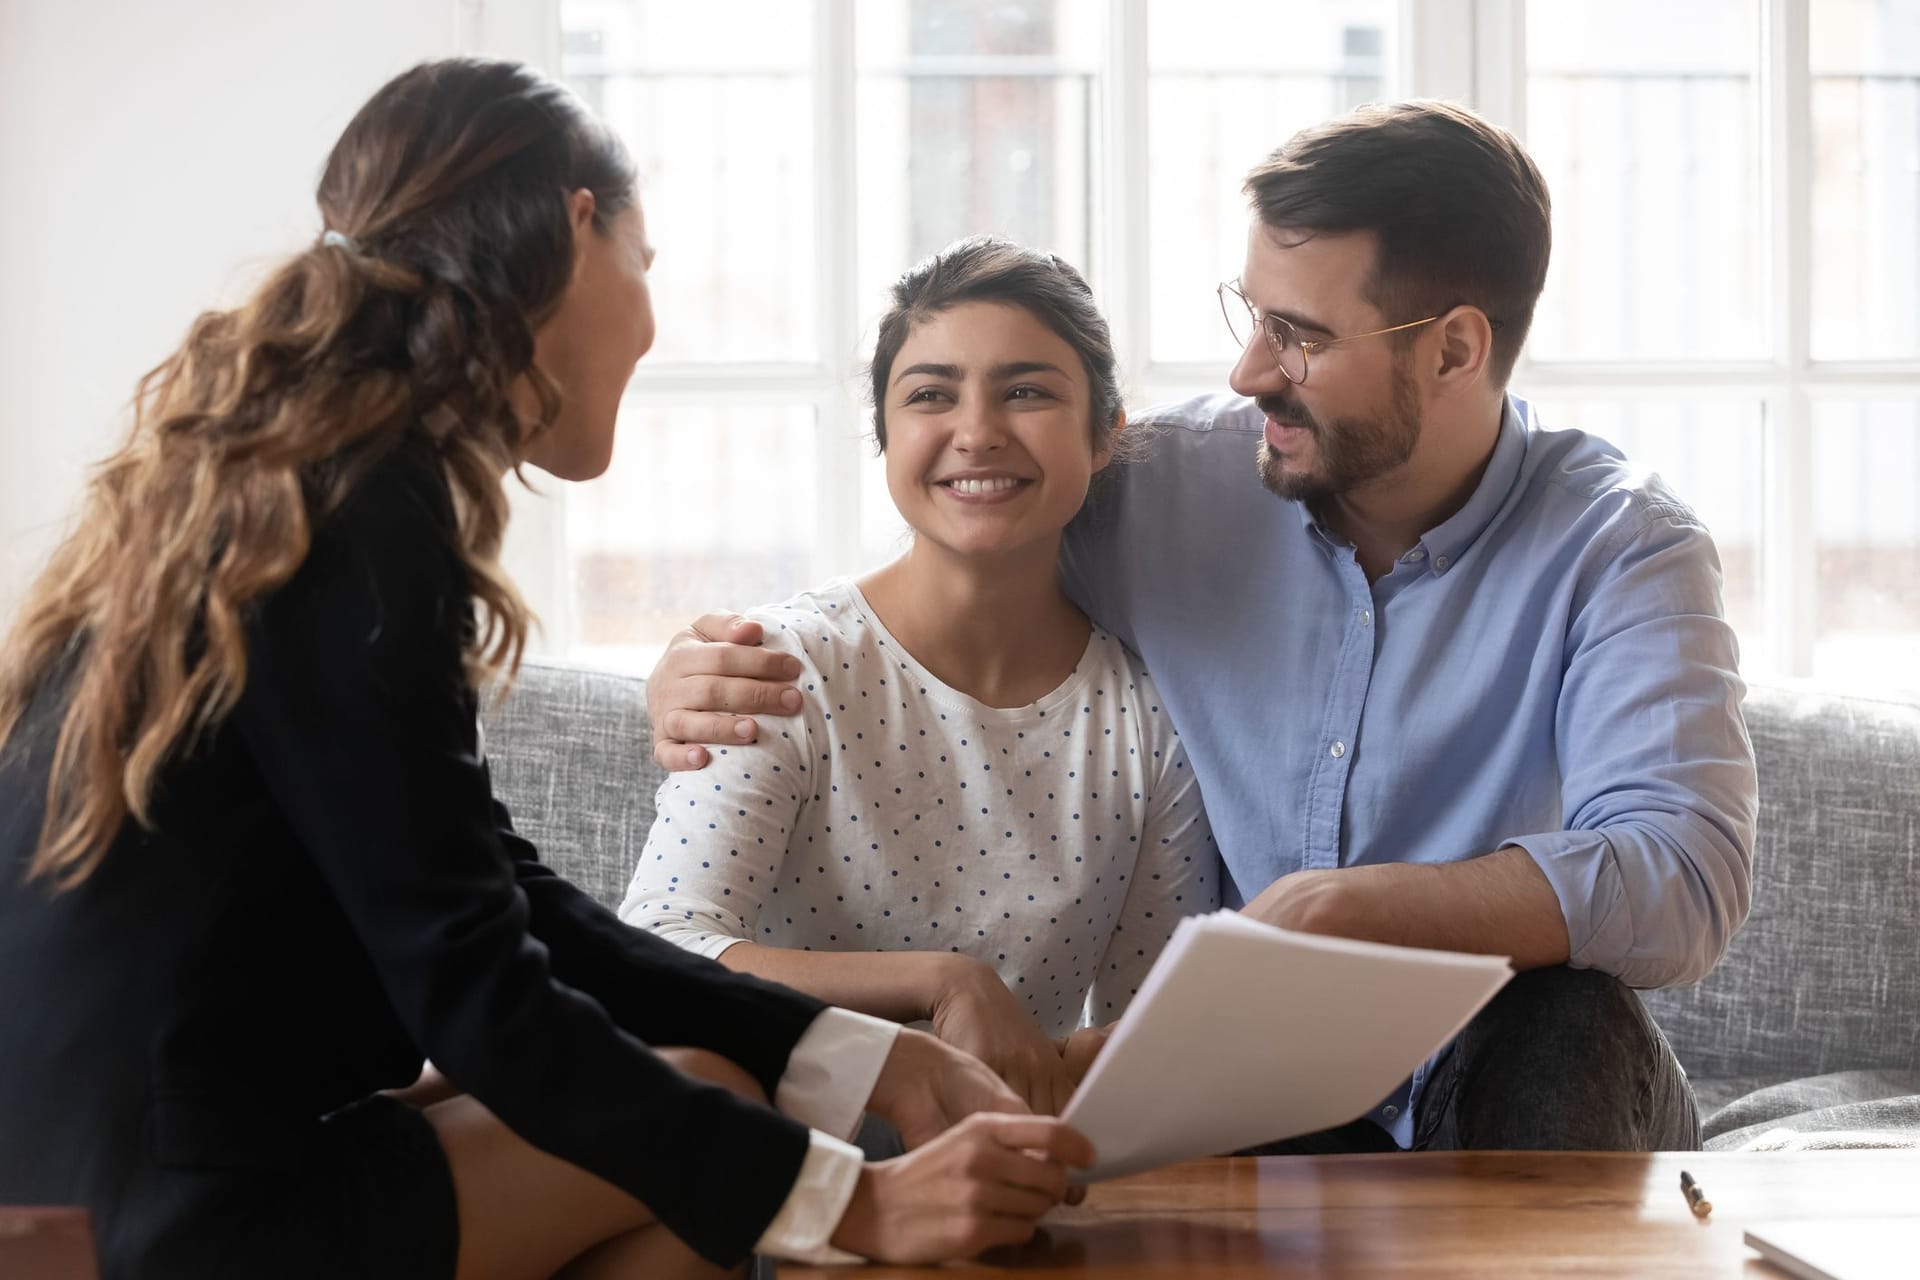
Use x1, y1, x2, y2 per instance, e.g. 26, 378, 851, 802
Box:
1679, 1169, 1712, 1218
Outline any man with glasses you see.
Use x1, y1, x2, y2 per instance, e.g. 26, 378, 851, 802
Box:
646, 101, 1756, 1155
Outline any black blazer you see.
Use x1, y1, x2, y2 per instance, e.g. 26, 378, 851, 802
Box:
0, 441, 828, 1273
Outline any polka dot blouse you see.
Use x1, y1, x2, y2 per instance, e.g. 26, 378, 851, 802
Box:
618, 579, 1220, 1038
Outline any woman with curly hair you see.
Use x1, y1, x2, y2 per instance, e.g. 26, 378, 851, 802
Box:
0, 58, 1087, 1280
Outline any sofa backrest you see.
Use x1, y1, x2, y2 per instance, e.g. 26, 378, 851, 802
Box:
484, 663, 1920, 1083
1641, 682, 1920, 1082
483, 662, 663, 913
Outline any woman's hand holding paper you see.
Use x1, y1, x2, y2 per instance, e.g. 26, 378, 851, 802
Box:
830, 1113, 1094, 1262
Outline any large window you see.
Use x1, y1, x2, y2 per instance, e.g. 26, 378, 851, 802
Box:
541, 0, 1402, 669
1516, 0, 1920, 690
495, 0, 1917, 695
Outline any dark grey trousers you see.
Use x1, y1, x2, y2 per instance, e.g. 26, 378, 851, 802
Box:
1249, 965, 1702, 1154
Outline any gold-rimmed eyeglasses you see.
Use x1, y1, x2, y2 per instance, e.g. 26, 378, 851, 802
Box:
1217, 280, 1440, 385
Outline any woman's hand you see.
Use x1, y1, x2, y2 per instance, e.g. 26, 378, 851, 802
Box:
1055, 1024, 1113, 1089
866, 1026, 1026, 1150
930, 957, 1081, 1117
829, 1112, 1095, 1263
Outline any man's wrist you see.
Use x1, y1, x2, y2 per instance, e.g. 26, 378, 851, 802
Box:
1249, 867, 1364, 935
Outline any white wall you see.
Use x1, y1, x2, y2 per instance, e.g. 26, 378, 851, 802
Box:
0, 0, 477, 617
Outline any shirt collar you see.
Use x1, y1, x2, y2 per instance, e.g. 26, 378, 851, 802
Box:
1295, 395, 1530, 575
1416, 394, 1529, 575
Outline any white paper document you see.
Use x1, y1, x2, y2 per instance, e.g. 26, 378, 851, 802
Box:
1061, 911, 1513, 1181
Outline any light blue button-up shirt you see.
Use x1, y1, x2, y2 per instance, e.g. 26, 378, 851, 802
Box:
1061, 392, 1757, 1145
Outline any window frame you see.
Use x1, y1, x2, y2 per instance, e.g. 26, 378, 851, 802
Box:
468, 0, 1918, 680
1495, 0, 1920, 677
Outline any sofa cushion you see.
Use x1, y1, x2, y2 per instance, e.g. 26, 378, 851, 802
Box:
1701, 1070, 1920, 1151
1642, 682, 1920, 1083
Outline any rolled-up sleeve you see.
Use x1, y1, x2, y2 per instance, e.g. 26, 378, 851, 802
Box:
1505, 506, 1757, 989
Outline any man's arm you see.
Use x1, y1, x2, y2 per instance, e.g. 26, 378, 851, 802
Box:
1507, 507, 1756, 987
1250, 508, 1755, 988
1241, 845, 1569, 968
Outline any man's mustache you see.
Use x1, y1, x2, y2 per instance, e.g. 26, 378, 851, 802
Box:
1256, 394, 1318, 433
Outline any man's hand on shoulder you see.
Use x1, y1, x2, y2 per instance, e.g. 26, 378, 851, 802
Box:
645, 610, 805, 770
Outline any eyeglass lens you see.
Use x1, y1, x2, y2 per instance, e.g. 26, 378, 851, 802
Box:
1220, 284, 1307, 382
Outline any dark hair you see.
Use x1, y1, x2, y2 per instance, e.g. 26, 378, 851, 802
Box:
867, 237, 1123, 454
318, 59, 637, 385
0, 57, 636, 889
1242, 99, 1550, 385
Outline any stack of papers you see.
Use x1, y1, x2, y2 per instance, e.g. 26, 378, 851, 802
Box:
1061, 911, 1512, 1180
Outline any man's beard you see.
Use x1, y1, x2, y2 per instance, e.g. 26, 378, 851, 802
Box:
1255, 361, 1422, 505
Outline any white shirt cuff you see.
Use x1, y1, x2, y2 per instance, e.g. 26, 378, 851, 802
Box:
754, 1129, 867, 1264
774, 1006, 901, 1140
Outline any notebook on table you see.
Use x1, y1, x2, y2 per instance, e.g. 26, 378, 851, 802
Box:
1744, 1217, 1920, 1280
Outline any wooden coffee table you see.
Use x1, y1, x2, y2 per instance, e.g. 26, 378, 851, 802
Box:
781, 1150, 1920, 1276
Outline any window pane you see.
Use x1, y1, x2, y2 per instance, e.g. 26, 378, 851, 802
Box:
561, 0, 816, 363
1147, 0, 1398, 364
855, 1, 1105, 329
1810, 0, 1920, 360
1527, 400, 1768, 673
1525, 1, 1763, 361
1812, 400, 1920, 692
566, 405, 817, 669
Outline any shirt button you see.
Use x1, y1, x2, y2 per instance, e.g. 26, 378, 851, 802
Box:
1383, 1105, 1400, 1119
1358, 608, 1372, 626
1330, 741, 1346, 759
1434, 555, 1450, 571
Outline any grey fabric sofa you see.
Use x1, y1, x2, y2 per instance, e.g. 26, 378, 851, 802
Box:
1641, 683, 1920, 1149
483, 664, 1920, 1149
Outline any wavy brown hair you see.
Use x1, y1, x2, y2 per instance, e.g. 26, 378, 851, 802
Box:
0, 58, 636, 889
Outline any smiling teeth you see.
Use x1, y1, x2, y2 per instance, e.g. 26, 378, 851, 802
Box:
947, 477, 1022, 494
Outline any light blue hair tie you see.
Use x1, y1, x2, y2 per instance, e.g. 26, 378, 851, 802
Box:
321, 229, 359, 252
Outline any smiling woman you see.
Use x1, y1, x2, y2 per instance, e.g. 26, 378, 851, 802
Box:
618, 237, 1219, 1119
880, 302, 1108, 569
